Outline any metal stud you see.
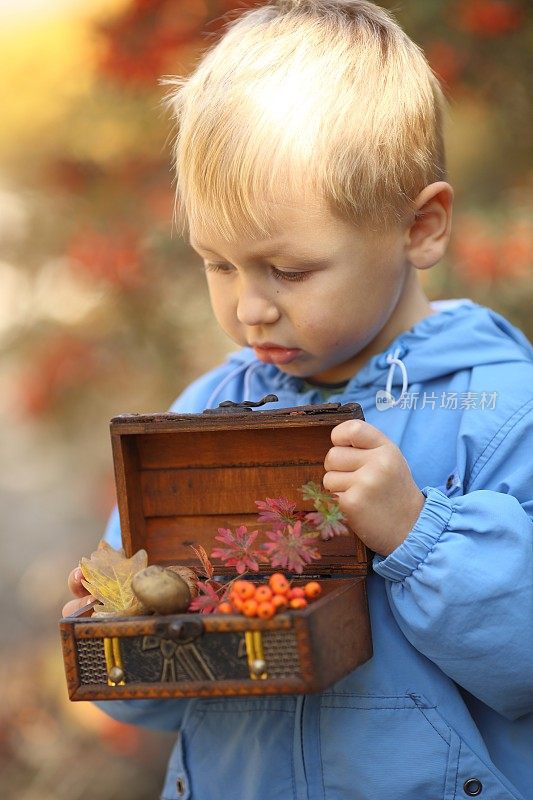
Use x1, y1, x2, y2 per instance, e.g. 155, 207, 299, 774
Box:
463, 778, 483, 796
108, 666, 125, 684
251, 659, 267, 677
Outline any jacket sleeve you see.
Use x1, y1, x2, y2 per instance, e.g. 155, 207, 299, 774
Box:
373, 399, 533, 721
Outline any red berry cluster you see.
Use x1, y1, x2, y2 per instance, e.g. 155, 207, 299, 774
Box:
216, 574, 322, 619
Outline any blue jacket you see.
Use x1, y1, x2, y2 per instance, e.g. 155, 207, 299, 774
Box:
99, 300, 533, 800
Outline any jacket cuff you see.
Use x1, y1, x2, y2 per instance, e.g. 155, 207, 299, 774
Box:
372, 487, 454, 582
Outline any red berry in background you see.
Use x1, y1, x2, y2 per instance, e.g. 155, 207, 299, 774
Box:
272, 594, 289, 610
304, 581, 322, 599
242, 598, 258, 617
451, 215, 501, 282
288, 587, 306, 599
269, 573, 290, 594
231, 596, 244, 612
68, 226, 145, 291
232, 580, 255, 600
254, 585, 273, 603
18, 336, 100, 418
455, 0, 524, 37
425, 40, 465, 90
289, 597, 308, 610
256, 600, 276, 619
500, 221, 533, 279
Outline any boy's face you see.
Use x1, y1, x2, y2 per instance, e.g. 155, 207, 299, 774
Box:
189, 198, 424, 383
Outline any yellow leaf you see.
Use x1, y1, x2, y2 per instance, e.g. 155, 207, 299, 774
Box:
80, 540, 148, 616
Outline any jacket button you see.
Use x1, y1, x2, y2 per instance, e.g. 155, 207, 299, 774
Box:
463, 778, 483, 796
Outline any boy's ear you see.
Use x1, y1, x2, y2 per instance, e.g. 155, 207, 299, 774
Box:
405, 182, 454, 270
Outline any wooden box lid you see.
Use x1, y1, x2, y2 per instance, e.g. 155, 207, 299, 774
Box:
110, 400, 369, 577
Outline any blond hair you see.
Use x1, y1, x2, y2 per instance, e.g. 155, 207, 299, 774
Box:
162, 0, 447, 241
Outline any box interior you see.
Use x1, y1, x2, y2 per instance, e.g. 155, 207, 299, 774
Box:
112, 414, 369, 577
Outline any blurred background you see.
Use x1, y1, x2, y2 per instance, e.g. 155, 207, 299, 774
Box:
0, 1, 531, 797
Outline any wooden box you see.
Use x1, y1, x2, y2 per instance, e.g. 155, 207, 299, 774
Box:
60, 401, 372, 700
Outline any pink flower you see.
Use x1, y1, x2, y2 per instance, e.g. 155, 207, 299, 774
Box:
305, 506, 350, 541
188, 581, 222, 614
210, 525, 263, 574
254, 497, 306, 530
261, 520, 321, 574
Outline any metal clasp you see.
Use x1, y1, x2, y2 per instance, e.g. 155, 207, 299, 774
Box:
244, 631, 268, 679
202, 394, 279, 414
104, 637, 126, 685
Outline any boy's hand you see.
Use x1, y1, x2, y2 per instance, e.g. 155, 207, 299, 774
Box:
323, 420, 425, 557
61, 567, 94, 617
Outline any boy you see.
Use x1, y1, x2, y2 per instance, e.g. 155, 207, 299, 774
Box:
63, 1, 533, 798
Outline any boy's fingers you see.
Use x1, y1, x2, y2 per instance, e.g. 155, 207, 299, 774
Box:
61, 595, 95, 618
324, 445, 366, 473
68, 566, 89, 597
331, 419, 387, 449
322, 471, 354, 493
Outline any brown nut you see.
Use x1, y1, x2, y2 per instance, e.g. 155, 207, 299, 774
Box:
131, 565, 191, 615
165, 566, 199, 599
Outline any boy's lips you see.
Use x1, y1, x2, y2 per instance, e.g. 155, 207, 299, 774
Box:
252, 344, 302, 365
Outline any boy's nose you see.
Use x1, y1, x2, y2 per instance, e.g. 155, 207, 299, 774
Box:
236, 284, 280, 327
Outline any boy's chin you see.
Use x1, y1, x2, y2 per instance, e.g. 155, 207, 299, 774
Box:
299, 361, 357, 385
277, 361, 342, 383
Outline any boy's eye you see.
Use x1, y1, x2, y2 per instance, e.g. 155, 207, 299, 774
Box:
203, 262, 233, 275
203, 262, 310, 282
270, 266, 309, 282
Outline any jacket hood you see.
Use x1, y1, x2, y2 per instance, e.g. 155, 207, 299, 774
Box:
218, 300, 532, 400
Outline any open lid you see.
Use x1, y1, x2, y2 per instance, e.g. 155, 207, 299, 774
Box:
110, 401, 369, 577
